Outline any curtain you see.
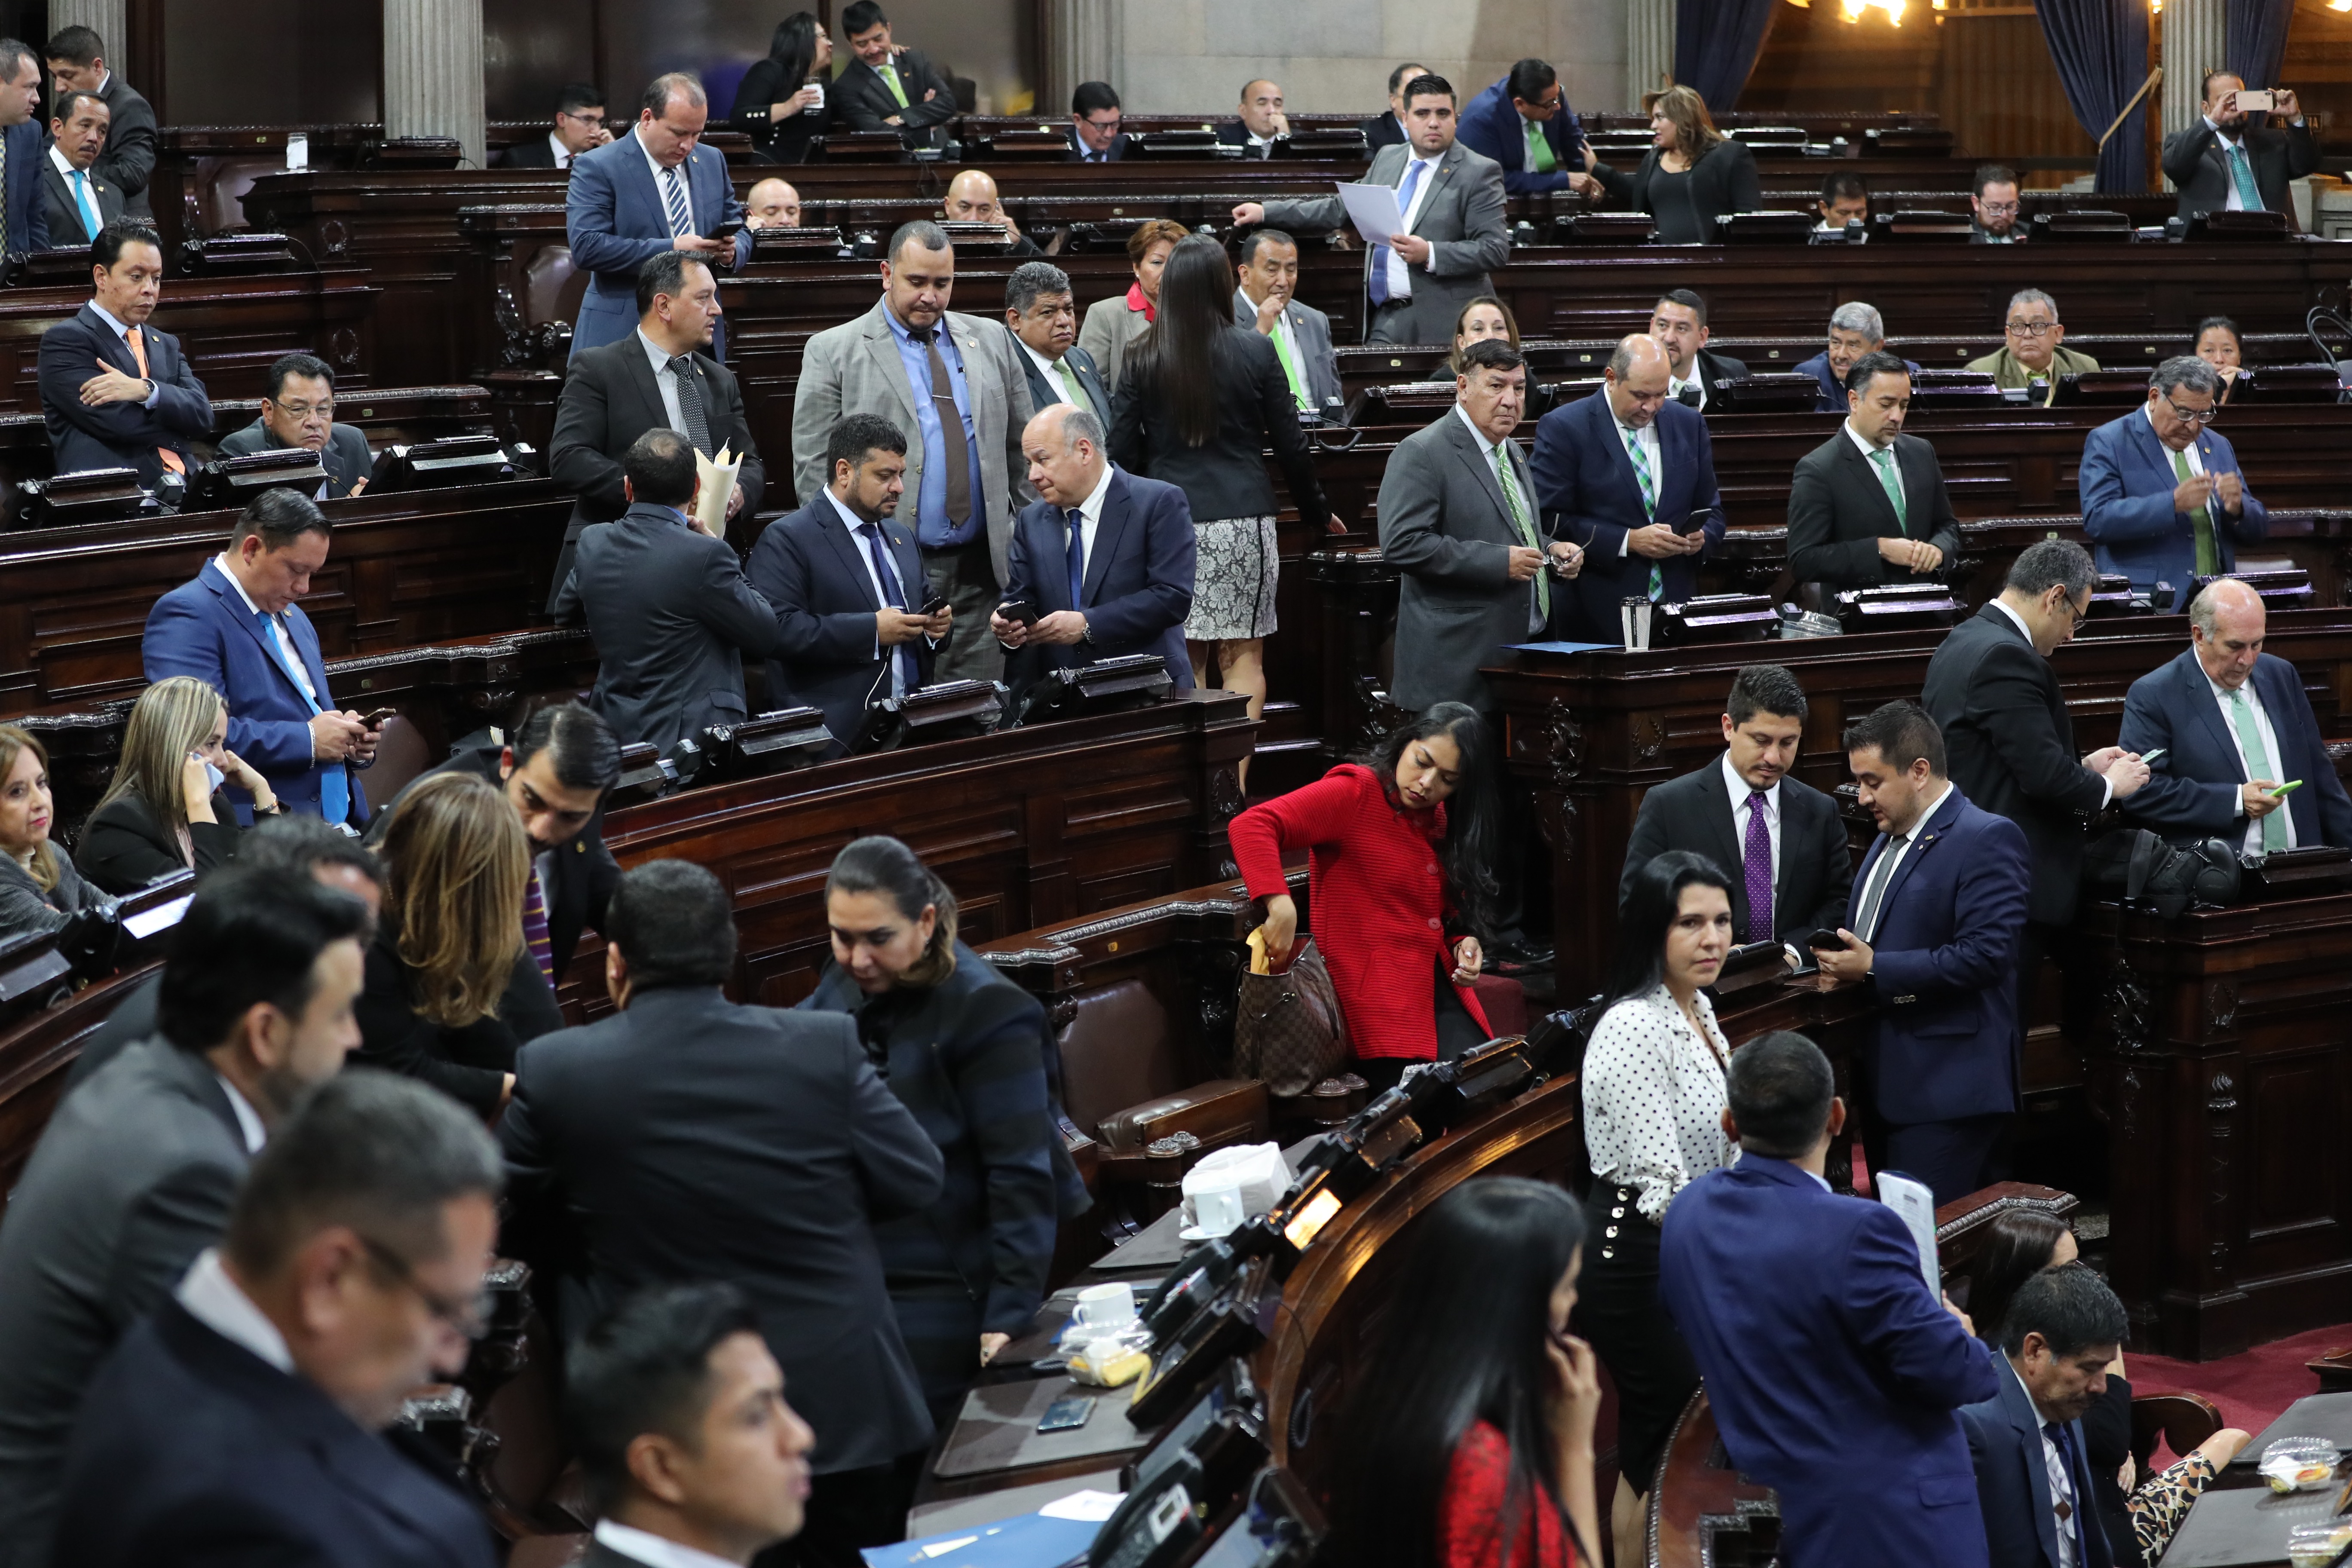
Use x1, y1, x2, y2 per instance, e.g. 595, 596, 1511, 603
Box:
2033, 0, 2150, 193
2224, 0, 2295, 93
1673, 0, 1776, 113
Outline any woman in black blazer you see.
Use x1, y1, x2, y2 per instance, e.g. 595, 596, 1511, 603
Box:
1593, 85, 1761, 244
81, 676, 275, 895
1110, 234, 1337, 787
732, 12, 834, 165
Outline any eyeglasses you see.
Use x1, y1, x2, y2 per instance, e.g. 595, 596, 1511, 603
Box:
2065, 596, 2091, 630
2161, 395, 2219, 425
2005, 320, 2056, 338
271, 399, 333, 421
1977, 201, 2020, 217
360, 1235, 492, 1341
1083, 114, 1122, 132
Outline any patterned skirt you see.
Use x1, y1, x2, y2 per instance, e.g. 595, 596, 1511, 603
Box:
1185, 515, 1280, 642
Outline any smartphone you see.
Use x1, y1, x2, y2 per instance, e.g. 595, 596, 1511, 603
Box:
2270, 779, 2305, 797
1807, 928, 1847, 951
999, 599, 1040, 628
361, 707, 398, 728
919, 590, 949, 618
2140, 748, 2167, 763
1036, 1394, 1095, 1433
2237, 89, 2277, 112
710, 217, 744, 244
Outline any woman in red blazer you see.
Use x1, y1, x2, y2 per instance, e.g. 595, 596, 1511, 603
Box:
1228, 703, 1503, 1087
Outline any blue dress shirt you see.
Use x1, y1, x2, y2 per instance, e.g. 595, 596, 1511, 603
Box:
882, 305, 987, 549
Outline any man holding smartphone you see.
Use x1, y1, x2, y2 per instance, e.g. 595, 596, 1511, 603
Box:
2161, 73, 2315, 223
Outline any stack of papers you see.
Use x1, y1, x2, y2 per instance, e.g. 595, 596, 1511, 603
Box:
694, 444, 742, 538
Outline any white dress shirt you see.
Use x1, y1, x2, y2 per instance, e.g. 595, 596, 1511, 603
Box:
1581, 983, 1736, 1225
1452, 405, 1543, 634
212, 553, 321, 704
1383, 150, 1445, 301
593, 1520, 740, 1568
1844, 419, 1894, 462
86, 297, 163, 408
1985, 598, 2110, 808
214, 1074, 266, 1154
2207, 670, 2297, 853
1723, 751, 1782, 889
1614, 415, 1660, 556
175, 1248, 293, 1373
1855, 777, 1951, 943
547, 130, 574, 171
2149, 406, 2204, 477
641, 141, 695, 239
637, 328, 691, 438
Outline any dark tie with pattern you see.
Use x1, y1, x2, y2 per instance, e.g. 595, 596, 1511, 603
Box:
859, 521, 920, 694
666, 355, 713, 456
912, 327, 974, 523
1743, 791, 1773, 940
1065, 507, 1086, 609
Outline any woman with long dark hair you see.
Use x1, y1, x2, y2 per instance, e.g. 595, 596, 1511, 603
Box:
1577, 848, 1735, 1565
1227, 703, 1502, 1090
1960, 1214, 2248, 1566
797, 835, 1085, 1428
1591, 85, 1761, 244
1330, 1176, 1601, 1568
1111, 233, 1338, 789
732, 12, 835, 165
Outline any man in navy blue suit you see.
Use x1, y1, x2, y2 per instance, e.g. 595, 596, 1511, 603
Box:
2119, 577, 2352, 852
1661, 1031, 1998, 1568
52, 1072, 503, 1568
0, 40, 49, 259
1958, 1265, 2127, 1568
38, 218, 207, 487
1455, 58, 1597, 198
990, 402, 1195, 695
1815, 700, 2032, 1205
749, 413, 948, 756
567, 73, 750, 360
1531, 334, 1722, 642
2081, 355, 2266, 594
143, 490, 378, 827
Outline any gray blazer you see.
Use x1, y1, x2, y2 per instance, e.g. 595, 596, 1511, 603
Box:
1231, 286, 1343, 413
1377, 408, 1544, 712
0, 1037, 251, 1564
0, 843, 107, 945
1263, 140, 1510, 344
1077, 292, 1152, 395
790, 301, 1035, 587
215, 418, 374, 499
552, 502, 788, 753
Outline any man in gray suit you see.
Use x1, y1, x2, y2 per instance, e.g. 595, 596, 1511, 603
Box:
1235, 73, 1508, 345
0, 867, 367, 1568
555, 429, 785, 753
1233, 227, 1341, 419
39, 89, 122, 246
792, 219, 1035, 682
215, 352, 375, 500
1378, 337, 1581, 713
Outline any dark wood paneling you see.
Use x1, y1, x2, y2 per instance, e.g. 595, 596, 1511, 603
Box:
160, 0, 383, 128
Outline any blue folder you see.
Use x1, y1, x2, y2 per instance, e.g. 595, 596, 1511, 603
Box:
860, 1510, 1097, 1568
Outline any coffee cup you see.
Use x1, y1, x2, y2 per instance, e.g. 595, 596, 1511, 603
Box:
1072, 1281, 1136, 1329
1193, 1178, 1247, 1238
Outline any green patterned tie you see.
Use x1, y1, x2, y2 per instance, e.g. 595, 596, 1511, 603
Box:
2228, 687, 2288, 852
1869, 447, 1908, 534
1493, 441, 1548, 624
2171, 446, 2219, 575
2226, 143, 2264, 212
1525, 119, 1558, 174
1268, 320, 1311, 411
1621, 425, 1663, 600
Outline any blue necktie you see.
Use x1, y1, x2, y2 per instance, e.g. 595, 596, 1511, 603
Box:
858, 522, 920, 697
1065, 507, 1086, 612
2046, 1421, 2094, 1568
1369, 157, 1430, 305
258, 610, 349, 825
69, 169, 98, 240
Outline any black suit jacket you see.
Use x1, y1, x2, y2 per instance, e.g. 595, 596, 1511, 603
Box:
1594, 140, 1763, 241
1691, 346, 1749, 402
365, 733, 621, 976
499, 132, 560, 168
1785, 430, 1964, 597
1216, 120, 1282, 159
352, 925, 564, 1121
76, 790, 240, 896
546, 334, 766, 609
500, 985, 947, 1474
1360, 112, 1408, 152
2159, 118, 2319, 222
745, 495, 933, 755
0, 1038, 251, 1563
1109, 325, 1327, 525
836, 49, 958, 146
39, 303, 211, 485
1066, 126, 1135, 162
1921, 604, 2110, 925
39, 156, 124, 246
95, 72, 159, 218
1620, 758, 1853, 946
733, 57, 833, 165
1010, 330, 1112, 427
55, 1301, 496, 1568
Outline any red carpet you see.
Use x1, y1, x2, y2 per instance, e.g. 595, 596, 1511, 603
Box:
2127, 1325, 2352, 1459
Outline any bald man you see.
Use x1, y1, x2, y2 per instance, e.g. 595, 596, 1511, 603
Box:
1218, 79, 1289, 158
942, 168, 1042, 256
1531, 333, 1724, 642
2119, 576, 2352, 853
744, 177, 801, 229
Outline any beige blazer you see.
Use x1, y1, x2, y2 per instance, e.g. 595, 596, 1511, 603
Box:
1077, 293, 1153, 394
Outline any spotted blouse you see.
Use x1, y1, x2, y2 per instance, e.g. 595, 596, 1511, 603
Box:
1581, 983, 1736, 1225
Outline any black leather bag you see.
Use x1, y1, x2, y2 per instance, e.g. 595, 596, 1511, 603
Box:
2083, 829, 2241, 919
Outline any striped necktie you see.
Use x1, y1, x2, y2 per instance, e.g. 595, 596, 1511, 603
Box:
1493, 441, 1547, 624
660, 164, 694, 240
522, 867, 556, 986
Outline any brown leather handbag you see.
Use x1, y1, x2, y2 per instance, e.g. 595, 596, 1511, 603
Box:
1233, 937, 1351, 1097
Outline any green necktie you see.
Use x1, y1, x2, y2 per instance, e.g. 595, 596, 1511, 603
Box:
2171, 445, 2219, 575
1621, 425, 1664, 601
1268, 318, 1311, 411
1869, 447, 1908, 535
1053, 359, 1088, 414
880, 62, 910, 108
1494, 441, 1548, 624
1525, 119, 1558, 174
2227, 686, 2288, 852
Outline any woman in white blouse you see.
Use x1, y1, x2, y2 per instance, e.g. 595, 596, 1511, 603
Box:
1576, 849, 1736, 1567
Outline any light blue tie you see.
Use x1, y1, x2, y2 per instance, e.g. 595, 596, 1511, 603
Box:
259, 610, 349, 825
1369, 158, 1429, 305
660, 165, 694, 239
68, 169, 99, 240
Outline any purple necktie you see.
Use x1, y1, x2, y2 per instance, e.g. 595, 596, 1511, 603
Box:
1743, 791, 1773, 942
523, 866, 555, 988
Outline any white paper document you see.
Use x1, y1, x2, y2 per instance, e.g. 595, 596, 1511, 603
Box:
1335, 181, 1407, 245
1877, 1171, 1941, 1296
1038, 1489, 1126, 1522
695, 444, 742, 538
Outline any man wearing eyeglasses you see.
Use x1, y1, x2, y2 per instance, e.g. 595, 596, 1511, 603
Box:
1966, 288, 2098, 404
1067, 80, 1132, 163
1968, 164, 2024, 244
217, 352, 374, 500
2079, 355, 2266, 597
1456, 58, 1598, 198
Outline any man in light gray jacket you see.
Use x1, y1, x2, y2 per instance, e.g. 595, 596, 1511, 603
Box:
792, 220, 1035, 680
1231, 227, 1341, 418
1233, 72, 1509, 345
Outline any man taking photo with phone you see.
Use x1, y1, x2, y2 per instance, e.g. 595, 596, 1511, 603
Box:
2162, 71, 2316, 223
